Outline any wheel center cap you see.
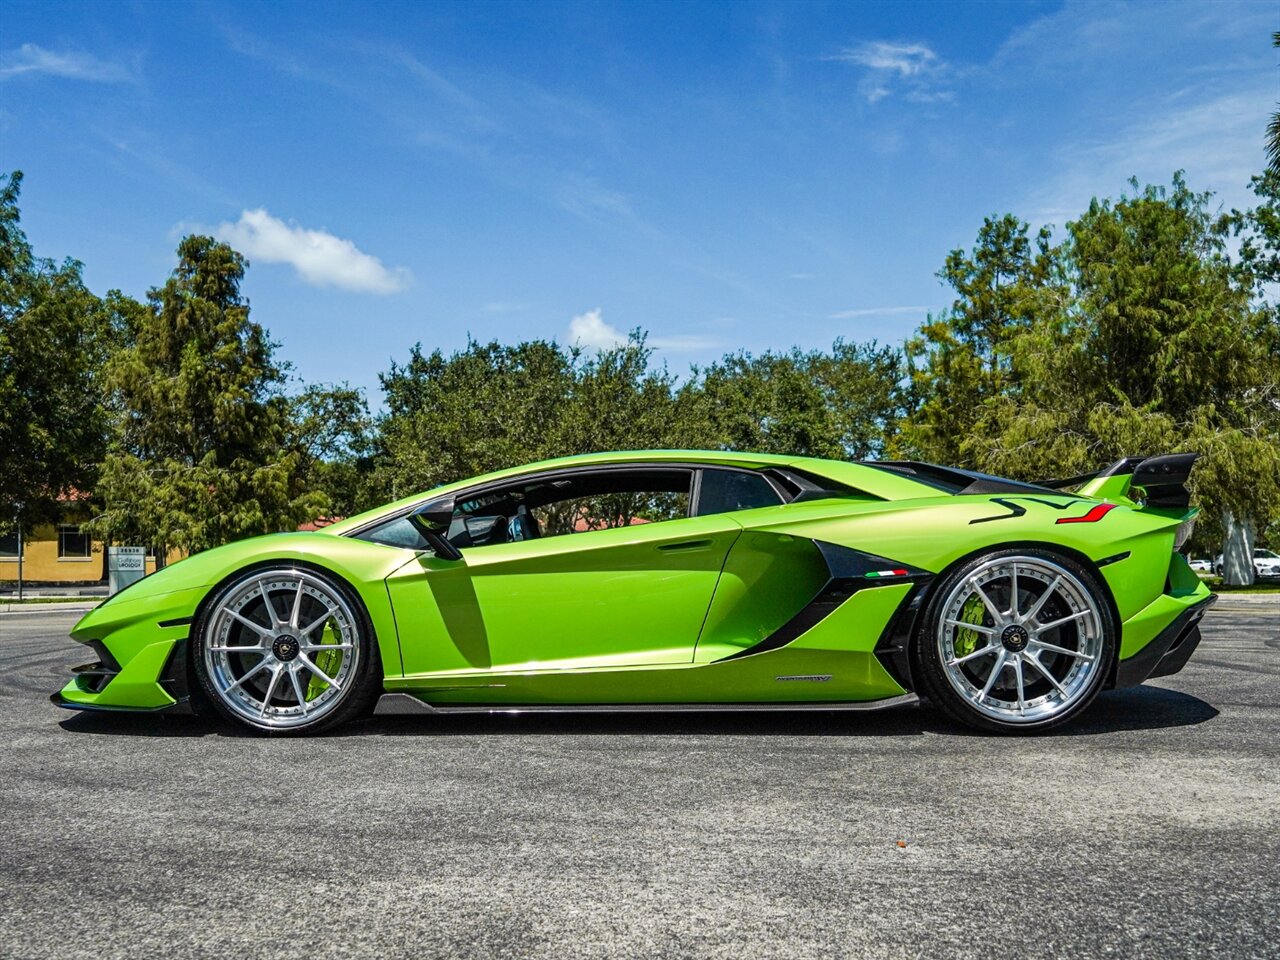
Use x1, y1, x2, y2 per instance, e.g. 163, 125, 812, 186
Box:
272, 635, 300, 662
1001, 624, 1029, 652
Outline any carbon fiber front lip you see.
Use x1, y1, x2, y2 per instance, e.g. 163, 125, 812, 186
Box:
49, 691, 195, 715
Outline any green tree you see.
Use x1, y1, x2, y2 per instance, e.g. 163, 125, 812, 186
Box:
372, 333, 691, 500
685, 340, 903, 458
1024, 177, 1275, 584
88, 236, 325, 556
0, 171, 118, 535
1216, 168, 1280, 568
1267, 31, 1280, 176
926, 175, 1280, 583
374, 338, 576, 499
559, 333, 692, 453
901, 214, 1061, 464
1224, 170, 1280, 295
371, 331, 907, 505
286, 383, 374, 518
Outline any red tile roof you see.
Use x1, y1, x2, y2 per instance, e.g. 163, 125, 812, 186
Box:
298, 516, 345, 532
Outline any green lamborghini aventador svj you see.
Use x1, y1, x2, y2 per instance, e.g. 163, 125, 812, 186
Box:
53, 450, 1214, 735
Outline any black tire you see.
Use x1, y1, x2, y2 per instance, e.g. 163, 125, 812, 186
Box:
191, 565, 382, 736
912, 546, 1117, 734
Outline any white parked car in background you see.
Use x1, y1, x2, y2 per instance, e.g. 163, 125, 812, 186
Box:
1255, 549, 1280, 581
1214, 548, 1280, 580
1188, 558, 1213, 575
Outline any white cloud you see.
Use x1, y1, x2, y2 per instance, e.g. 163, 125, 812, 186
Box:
1022, 89, 1271, 226
843, 41, 937, 77
828, 41, 950, 103
991, 0, 1272, 76
0, 43, 131, 82
567, 308, 626, 350
828, 306, 932, 320
558, 176, 637, 224
212, 209, 411, 294
992, 0, 1275, 223
567, 308, 722, 353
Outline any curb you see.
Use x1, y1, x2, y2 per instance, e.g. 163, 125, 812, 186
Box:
1208, 594, 1280, 606
0, 601, 99, 616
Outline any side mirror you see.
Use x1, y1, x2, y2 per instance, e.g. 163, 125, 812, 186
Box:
408, 497, 463, 561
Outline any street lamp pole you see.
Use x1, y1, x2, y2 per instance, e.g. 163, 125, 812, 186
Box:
14, 505, 23, 602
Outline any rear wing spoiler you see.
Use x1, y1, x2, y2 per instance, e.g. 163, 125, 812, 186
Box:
1038, 453, 1198, 507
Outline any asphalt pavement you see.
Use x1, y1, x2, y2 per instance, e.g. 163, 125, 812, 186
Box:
1, 599, 1277, 959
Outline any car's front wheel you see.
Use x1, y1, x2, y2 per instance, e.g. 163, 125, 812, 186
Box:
914, 548, 1115, 733
192, 566, 381, 735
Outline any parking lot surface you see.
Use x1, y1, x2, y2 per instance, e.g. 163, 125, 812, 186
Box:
2, 599, 1278, 959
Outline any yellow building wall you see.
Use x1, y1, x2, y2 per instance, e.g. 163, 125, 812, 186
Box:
0, 525, 185, 584
0, 524, 104, 582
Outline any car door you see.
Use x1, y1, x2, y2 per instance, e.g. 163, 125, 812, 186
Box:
386, 466, 744, 677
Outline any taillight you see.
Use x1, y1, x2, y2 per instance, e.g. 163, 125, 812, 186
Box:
1173, 517, 1196, 552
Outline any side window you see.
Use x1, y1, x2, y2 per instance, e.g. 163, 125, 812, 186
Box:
449, 492, 517, 548
352, 468, 696, 552
353, 516, 430, 551
461, 469, 694, 548
696, 469, 783, 516
350, 496, 519, 552
532, 487, 689, 537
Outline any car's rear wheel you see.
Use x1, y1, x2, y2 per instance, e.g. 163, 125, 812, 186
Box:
192, 566, 380, 735
915, 548, 1115, 733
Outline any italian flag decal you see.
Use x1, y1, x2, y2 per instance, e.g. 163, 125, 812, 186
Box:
865, 569, 909, 578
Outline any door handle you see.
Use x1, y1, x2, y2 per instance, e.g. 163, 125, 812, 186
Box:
658, 539, 714, 551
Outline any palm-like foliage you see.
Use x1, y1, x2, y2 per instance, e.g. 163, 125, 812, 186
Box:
1268, 32, 1280, 176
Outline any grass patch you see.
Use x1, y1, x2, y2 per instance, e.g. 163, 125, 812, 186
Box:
1204, 578, 1280, 594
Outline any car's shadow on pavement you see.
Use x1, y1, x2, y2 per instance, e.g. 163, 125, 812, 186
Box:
1061, 685, 1220, 735
56, 685, 1218, 739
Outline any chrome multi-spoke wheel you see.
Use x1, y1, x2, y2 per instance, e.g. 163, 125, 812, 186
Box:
197, 568, 365, 732
922, 551, 1113, 731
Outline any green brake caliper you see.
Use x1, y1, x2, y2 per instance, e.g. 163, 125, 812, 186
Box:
954, 595, 987, 657
305, 620, 344, 701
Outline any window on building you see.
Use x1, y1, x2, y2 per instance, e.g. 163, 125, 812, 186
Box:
57, 525, 92, 559
0, 531, 21, 559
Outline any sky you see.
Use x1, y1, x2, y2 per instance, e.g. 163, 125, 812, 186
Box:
3, 0, 1276, 406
